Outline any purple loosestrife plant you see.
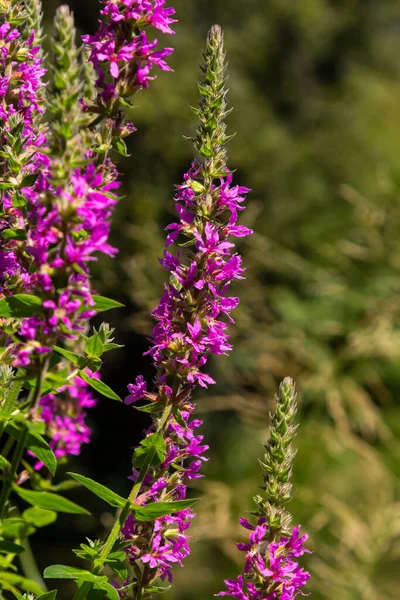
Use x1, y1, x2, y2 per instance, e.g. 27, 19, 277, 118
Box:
0, 0, 176, 585
119, 24, 252, 594
41, 24, 252, 600
217, 378, 311, 600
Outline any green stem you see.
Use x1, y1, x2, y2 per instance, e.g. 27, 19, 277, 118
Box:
0, 360, 48, 519
72, 404, 174, 600
19, 530, 47, 591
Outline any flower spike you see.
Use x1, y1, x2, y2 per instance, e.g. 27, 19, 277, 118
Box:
217, 379, 311, 600
118, 24, 252, 594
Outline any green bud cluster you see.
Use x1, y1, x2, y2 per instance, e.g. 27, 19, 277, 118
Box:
48, 6, 94, 185
190, 25, 234, 184
24, 0, 44, 48
254, 377, 299, 537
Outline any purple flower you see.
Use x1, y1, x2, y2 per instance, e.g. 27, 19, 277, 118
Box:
125, 376, 147, 404
217, 519, 311, 600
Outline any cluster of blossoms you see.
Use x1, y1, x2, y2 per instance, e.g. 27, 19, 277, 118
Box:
218, 521, 310, 600
83, 0, 176, 121
33, 375, 97, 464
122, 405, 208, 582
217, 379, 311, 600
0, 0, 175, 463
121, 25, 253, 592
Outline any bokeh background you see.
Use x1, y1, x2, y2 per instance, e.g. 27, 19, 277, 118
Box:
37, 1, 400, 598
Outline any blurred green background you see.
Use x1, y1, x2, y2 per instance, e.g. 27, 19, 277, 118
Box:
38, 1, 400, 599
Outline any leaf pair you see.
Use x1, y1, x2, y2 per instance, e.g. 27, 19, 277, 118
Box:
68, 473, 198, 521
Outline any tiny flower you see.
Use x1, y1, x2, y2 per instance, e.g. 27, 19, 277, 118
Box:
125, 375, 147, 404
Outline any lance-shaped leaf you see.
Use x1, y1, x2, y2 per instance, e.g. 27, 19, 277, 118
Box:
67, 473, 125, 508
0, 572, 45, 596
53, 346, 84, 366
37, 592, 57, 600
131, 498, 199, 522
13, 486, 89, 515
78, 371, 122, 402
92, 295, 124, 312
44, 566, 119, 600
6, 421, 56, 475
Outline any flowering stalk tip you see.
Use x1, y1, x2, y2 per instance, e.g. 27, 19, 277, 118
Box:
217, 378, 311, 600
256, 377, 298, 537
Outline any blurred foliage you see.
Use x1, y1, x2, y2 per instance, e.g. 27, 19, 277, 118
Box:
39, 1, 400, 599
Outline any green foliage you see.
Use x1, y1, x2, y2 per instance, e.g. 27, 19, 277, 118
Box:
131, 499, 199, 522
77, 371, 121, 402
0, 295, 42, 318
13, 487, 89, 515
37, 591, 58, 600
23, 507, 58, 527
91, 296, 124, 313
5, 420, 57, 475
133, 432, 167, 469
67, 473, 125, 508
43, 566, 119, 600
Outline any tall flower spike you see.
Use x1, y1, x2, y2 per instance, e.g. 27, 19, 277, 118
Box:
119, 25, 252, 596
217, 379, 311, 600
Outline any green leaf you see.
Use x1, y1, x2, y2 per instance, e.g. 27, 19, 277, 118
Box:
5, 422, 56, 475
0, 518, 36, 539
112, 138, 130, 157
0, 294, 42, 318
85, 335, 104, 359
134, 403, 165, 414
0, 572, 45, 596
78, 371, 122, 402
11, 192, 27, 208
23, 507, 57, 527
0, 541, 25, 555
133, 432, 166, 469
0, 181, 14, 190
20, 173, 39, 188
43, 565, 101, 582
53, 346, 84, 366
67, 473, 125, 508
13, 487, 90, 515
144, 585, 171, 595
199, 144, 213, 158
37, 591, 58, 600
92, 296, 124, 312
0, 455, 11, 472
0, 228, 26, 240
103, 343, 124, 352
94, 581, 120, 600
131, 498, 199, 522
44, 566, 117, 599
